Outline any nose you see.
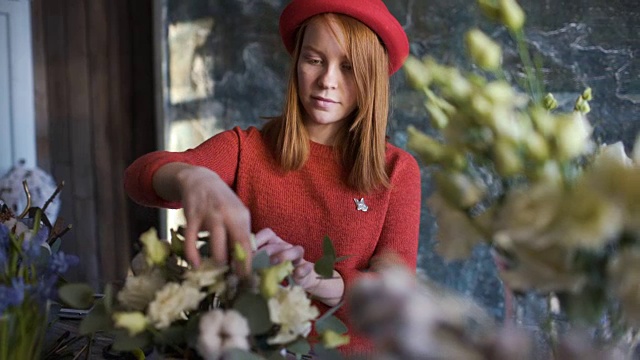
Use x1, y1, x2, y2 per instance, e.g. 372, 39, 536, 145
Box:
317, 64, 338, 89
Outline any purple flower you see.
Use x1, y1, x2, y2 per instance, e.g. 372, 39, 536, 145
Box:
21, 227, 49, 262
49, 251, 79, 274
0, 283, 23, 315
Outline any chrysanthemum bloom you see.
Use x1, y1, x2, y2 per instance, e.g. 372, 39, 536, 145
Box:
267, 286, 319, 344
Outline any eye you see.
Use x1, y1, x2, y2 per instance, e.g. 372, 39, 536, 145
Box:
341, 62, 353, 71
302, 55, 322, 65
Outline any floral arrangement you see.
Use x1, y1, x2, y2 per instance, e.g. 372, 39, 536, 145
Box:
403, 0, 640, 354
59, 228, 349, 360
0, 182, 78, 360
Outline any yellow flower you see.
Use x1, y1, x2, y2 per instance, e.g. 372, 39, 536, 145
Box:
267, 286, 319, 345
140, 228, 171, 267
493, 138, 523, 176
434, 172, 485, 209
465, 29, 502, 71
321, 330, 350, 349
259, 260, 293, 298
113, 311, 148, 336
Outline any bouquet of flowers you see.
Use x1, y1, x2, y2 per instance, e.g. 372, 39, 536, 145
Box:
0, 182, 78, 360
402, 0, 640, 354
59, 228, 349, 360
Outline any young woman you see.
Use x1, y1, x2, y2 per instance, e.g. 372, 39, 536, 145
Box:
124, 0, 421, 354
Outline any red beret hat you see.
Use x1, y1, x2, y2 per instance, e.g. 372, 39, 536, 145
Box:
279, 0, 410, 75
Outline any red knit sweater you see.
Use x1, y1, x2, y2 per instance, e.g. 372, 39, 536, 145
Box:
124, 126, 422, 355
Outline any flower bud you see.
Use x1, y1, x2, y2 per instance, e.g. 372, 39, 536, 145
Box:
582, 87, 593, 101
493, 138, 523, 176
434, 171, 485, 209
574, 96, 591, 114
260, 260, 293, 298
543, 93, 558, 110
407, 125, 446, 164
403, 56, 431, 90
465, 29, 502, 71
484, 81, 516, 105
478, 0, 502, 22
113, 311, 148, 336
530, 107, 555, 137
425, 102, 449, 129
525, 133, 550, 162
321, 330, 350, 349
499, 0, 525, 31
140, 228, 170, 267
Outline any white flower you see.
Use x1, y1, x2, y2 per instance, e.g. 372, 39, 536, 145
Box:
140, 227, 171, 267
117, 269, 167, 311
183, 259, 228, 295
267, 286, 319, 345
147, 282, 206, 329
196, 310, 250, 360
593, 141, 632, 167
554, 112, 593, 160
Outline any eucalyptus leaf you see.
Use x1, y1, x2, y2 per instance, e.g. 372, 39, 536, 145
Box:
285, 338, 311, 356
78, 299, 111, 335
322, 235, 336, 259
233, 292, 273, 335
57, 283, 96, 309
314, 256, 335, 279
312, 344, 345, 360
224, 348, 266, 360
252, 250, 271, 271
156, 324, 187, 346
50, 237, 62, 253
316, 302, 343, 323
265, 350, 286, 360
315, 315, 347, 334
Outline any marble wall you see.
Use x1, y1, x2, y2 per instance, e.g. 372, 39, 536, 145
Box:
161, 0, 640, 319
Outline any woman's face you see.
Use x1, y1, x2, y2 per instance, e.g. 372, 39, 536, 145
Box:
297, 18, 358, 145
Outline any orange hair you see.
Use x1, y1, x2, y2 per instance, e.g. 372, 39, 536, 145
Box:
263, 13, 390, 193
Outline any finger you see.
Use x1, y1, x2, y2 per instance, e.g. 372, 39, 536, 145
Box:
183, 219, 202, 268
271, 245, 304, 265
254, 228, 279, 248
258, 243, 292, 257
208, 220, 228, 266
225, 210, 253, 277
293, 261, 314, 280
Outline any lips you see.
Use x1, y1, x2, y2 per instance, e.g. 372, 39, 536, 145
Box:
311, 96, 339, 109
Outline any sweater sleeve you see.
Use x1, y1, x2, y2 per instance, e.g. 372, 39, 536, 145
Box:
123, 127, 244, 209
373, 151, 422, 271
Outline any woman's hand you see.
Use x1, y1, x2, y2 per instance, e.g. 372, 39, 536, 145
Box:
254, 228, 344, 306
254, 228, 318, 290
153, 163, 252, 274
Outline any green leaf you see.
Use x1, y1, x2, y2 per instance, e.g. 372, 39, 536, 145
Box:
252, 250, 271, 271
57, 283, 96, 309
103, 284, 114, 314
322, 235, 336, 259
286, 338, 311, 356
156, 324, 187, 346
111, 329, 152, 352
233, 292, 273, 335
78, 299, 112, 335
50, 237, 62, 253
314, 256, 335, 279
316, 302, 343, 324
265, 350, 286, 360
313, 344, 345, 360
224, 348, 266, 360
315, 315, 347, 334
334, 255, 351, 264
